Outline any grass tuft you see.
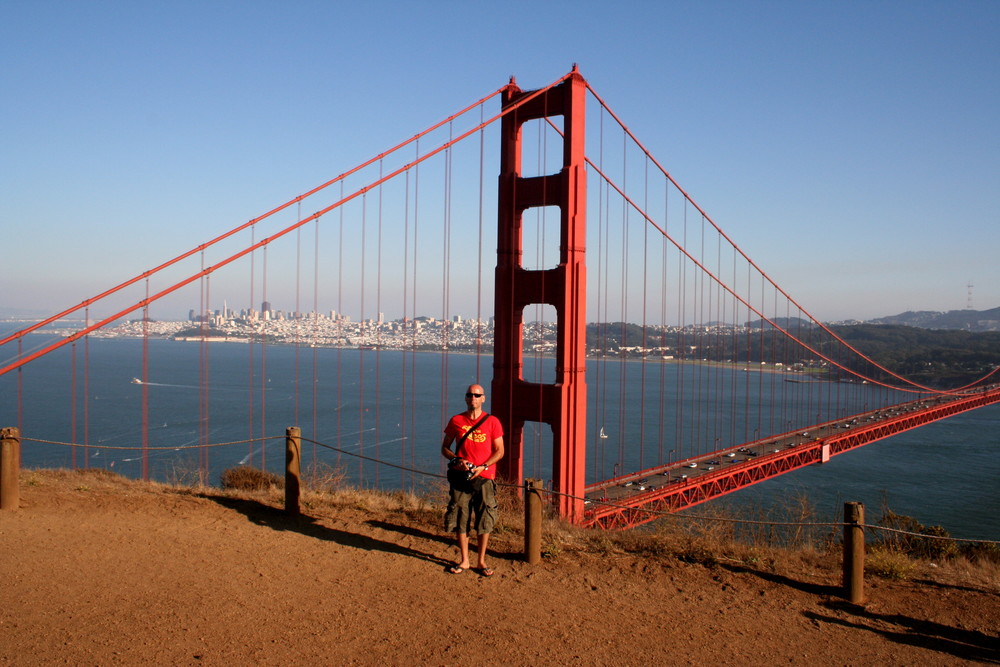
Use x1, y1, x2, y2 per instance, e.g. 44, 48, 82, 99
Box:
220, 466, 283, 491
866, 546, 916, 580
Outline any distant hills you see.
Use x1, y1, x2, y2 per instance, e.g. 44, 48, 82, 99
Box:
864, 307, 1000, 332
747, 308, 1000, 332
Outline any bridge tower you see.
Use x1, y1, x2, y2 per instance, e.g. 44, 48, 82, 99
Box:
492, 69, 587, 522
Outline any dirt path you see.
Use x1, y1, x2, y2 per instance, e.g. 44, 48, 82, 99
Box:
1, 470, 997, 665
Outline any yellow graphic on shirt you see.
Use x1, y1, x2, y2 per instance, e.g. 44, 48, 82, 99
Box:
461, 425, 488, 443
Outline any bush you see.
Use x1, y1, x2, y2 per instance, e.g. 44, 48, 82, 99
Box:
220, 466, 283, 491
866, 547, 916, 580
876, 510, 958, 560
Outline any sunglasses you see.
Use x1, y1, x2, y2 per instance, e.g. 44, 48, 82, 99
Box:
465, 392, 484, 398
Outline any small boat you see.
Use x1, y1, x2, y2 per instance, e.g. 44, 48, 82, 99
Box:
130, 377, 142, 384
599, 427, 609, 439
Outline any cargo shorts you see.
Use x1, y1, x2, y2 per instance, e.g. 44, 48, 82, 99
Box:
444, 478, 498, 535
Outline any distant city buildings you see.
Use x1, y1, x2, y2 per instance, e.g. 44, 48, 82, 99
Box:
82, 302, 798, 363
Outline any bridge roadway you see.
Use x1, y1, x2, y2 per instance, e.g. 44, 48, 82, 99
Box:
582, 384, 1000, 529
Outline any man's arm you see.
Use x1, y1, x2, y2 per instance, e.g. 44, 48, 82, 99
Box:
468, 435, 504, 479
485, 436, 504, 468
440, 433, 459, 462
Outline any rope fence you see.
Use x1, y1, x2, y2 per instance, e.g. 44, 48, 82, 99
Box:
24, 435, 280, 451
15, 429, 1000, 546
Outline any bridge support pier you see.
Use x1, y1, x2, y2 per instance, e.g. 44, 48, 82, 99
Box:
493, 69, 588, 523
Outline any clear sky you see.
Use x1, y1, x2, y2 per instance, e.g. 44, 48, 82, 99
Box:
2, 0, 997, 323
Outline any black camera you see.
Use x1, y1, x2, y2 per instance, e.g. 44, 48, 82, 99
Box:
463, 461, 477, 480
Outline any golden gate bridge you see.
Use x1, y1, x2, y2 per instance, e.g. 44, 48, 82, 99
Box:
3, 67, 999, 529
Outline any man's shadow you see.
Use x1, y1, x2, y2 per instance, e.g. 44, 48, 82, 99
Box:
202, 494, 452, 568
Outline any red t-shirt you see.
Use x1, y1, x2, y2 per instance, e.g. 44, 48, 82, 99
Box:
445, 413, 503, 480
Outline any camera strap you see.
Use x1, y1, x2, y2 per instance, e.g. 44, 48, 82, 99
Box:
457, 414, 490, 449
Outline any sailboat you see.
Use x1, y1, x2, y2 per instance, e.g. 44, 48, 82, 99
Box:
599, 427, 609, 439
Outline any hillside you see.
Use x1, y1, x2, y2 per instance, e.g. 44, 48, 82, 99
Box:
1, 469, 997, 665
866, 307, 1000, 332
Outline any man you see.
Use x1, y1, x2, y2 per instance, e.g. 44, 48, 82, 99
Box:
440, 383, 504, 576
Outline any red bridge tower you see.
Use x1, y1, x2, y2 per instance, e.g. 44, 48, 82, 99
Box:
492, 69, 587, 521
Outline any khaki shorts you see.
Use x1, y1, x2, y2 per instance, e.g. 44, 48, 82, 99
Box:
444, 479, 498, 535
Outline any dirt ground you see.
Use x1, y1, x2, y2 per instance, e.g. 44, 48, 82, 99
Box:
1, 469, 997, 666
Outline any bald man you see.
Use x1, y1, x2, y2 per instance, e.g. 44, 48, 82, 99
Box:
440, 383, 505, 576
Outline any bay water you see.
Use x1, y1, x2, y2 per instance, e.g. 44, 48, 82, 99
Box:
2, 329, 997, 540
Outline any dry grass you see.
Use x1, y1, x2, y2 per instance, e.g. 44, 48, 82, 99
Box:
17, 467, 999, 592
866, 546, 917, 580
220, 466, 283, 491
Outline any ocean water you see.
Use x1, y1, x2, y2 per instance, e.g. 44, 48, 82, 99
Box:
1, 330, 997, 539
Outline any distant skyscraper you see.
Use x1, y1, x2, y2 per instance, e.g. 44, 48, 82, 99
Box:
261, 301, 271, 315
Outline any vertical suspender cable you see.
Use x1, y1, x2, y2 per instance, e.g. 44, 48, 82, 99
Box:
359, 193, 367, 483
376, 160, 384, 486
312, 213, 320, 467
84, 308, 91, 468
715, 224, 724, 451
336, 182, 344, 469
71, 341, 77, 469
475, 102, 485, 377
595, 106, 607, 479
639, 156, 649, 471
743, 261, 752, 443
658, 185, 668, 466
402, 170, 412, 488
247, 225, 256, 468
729, 248, 738, 447
440, 130, 449, 409
694, 214, 705, 455
260, 246, 268, 471
295, 203, 302, 427
145, 276, 151, 480
201, 274, 211, 479
16, 339, 22, 436
675, 201, 686, 461
617, 130, 627, 469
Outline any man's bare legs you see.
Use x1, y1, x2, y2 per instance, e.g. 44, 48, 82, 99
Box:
453, 532, 491, 575
454, 532, 471, 570
476, 533, 492, 574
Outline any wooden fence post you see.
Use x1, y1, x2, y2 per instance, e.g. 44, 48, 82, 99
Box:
1, 427, 21, 510
285, 427, 301, 515
524, 478, 543, 564
843, 501, 865, 604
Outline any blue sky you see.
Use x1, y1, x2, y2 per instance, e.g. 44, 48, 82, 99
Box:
2, 0, 997, 323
